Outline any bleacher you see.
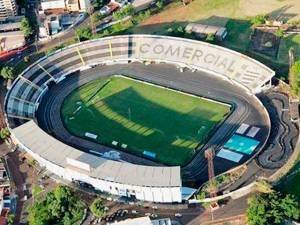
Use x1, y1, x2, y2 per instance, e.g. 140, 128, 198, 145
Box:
5, 35, 275, 128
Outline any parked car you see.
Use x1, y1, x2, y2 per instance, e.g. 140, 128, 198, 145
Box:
175, 213, 182, 218
99, 5, 110, 15
99, 2, 119, 16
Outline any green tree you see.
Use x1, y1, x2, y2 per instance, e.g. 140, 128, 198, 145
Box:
275, 28, 284, 37
113, 5, 135, 21
206, 33, 215, 42
155, 0, 164, 9
92, 0, 104, 9
28, 185, 85, 225
0, 128, 10, 140
0, 66, 14, 80
251, 14, 267, 25
20, 17, 33, 37
75, 27, 93, 41
7, 213, 14, 225
92, 12, 104, 23
247, 192, 300, 225
90, 198, 106, 218
289, 60, 300, 96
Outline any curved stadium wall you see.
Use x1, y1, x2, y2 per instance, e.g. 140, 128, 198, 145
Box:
5, 35, 275, 203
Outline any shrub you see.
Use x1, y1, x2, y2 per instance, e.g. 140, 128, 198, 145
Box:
113, 5, 135, 21
90, 198, 106, 218
75, 27, 93, 41
0, 67, 15, 80
251, 14, 267, 26
0, 128, 10, 140
247, 192, 299, 225
275, 28, 284, 38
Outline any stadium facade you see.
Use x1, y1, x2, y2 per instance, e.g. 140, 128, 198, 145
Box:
5, 35, 275, 203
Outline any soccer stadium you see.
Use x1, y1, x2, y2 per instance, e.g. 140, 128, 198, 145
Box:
4, 35, 299, 203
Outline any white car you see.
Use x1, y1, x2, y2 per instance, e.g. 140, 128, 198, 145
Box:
99, 5, 110, 15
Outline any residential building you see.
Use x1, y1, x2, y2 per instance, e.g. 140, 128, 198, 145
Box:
78, 0, 90, 12
66, 0, 79, 12
41, 0, 65, 11
0, 17, 25, 51
0, 0, 17, 21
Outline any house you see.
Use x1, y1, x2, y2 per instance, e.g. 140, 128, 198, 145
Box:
185, 23, 228, 41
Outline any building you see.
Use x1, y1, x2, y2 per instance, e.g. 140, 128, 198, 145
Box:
107, 217, 172, 225
0, 0, 17, 21
41, 0, 65, 11
0, 17, 25, 51
78, 0, 90, 12
12, 121, 182, 203
185, 23, 228, 41
66, 0, 79, 12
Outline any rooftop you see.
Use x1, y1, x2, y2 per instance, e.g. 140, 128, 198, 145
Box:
13, 121, 181, 187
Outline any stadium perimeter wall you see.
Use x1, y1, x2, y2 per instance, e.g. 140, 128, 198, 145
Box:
5, 35, 276, 203
11, 121, 182, 203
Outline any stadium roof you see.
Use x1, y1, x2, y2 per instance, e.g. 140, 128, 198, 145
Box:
107, 217, 152, 225
12, 120, 181, 187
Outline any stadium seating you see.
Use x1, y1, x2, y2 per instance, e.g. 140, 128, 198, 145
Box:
5, 35, 275, 127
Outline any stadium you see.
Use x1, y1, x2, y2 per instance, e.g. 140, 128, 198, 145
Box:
4, 35, 298, 203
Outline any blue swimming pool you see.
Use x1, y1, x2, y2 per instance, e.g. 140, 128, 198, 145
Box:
224, 134, 260, 155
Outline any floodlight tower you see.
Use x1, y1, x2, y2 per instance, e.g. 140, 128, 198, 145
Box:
205, 149, 219, 210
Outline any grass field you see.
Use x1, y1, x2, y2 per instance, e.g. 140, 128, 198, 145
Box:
277, 158, 300, 200
61, 75, 230, 166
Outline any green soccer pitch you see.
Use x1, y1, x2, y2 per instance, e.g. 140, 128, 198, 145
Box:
61, 75, 231, 166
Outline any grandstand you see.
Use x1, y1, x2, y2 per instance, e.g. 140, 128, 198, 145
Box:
5, 35, 275, 203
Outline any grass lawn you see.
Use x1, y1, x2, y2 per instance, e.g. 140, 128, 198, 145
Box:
277, 160, 300, 200
61, 75, 231, 166
223, 19, 252, 52
278, 34, 300, 64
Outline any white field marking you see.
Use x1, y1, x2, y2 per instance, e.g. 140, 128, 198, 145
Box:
113, 75, 231, 107
73, 106, 82, 115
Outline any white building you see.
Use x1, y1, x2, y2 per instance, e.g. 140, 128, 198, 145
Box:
0, 0, 17, 21
41, 0, 65, 11
107, 217, 172, 225
0, 18, 25, 51
78, 0, 90, 12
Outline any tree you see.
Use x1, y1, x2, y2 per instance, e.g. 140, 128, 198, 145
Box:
247, 192, 300, 225
28, 185, 85, 225
20, 17, 33, 37
289, 60, 300, 96
90, 198, 106, 218
75, 27, 93, 41
206, 33, 215, 42
155, 0, 164, 9
113, 5, 135, 21
275, 28, 284, 38
7, 213, 15, 225
92, 0, 105, 9
251, 14, 267, 26
0, 66, 14, 80
0, 128, 10, 140
92, 12, 104, 23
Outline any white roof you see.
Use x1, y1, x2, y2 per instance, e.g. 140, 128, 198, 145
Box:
13, 120, 181, 187
108, 217, 152, 225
